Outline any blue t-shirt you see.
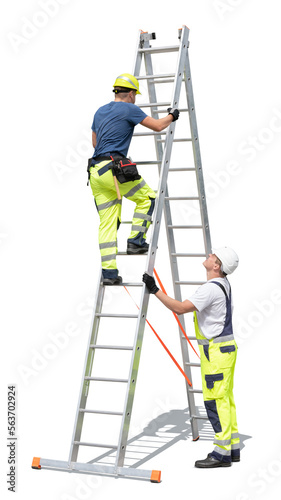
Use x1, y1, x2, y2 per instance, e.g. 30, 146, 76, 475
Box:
91, 101, 147, 158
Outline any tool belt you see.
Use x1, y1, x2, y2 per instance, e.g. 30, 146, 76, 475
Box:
87, 154, 141, 185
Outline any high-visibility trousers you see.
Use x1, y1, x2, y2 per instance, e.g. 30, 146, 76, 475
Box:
194, 314, 240, 463
89, 160, 156, 277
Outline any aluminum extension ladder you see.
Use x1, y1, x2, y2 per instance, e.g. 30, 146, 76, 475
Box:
32, 25, 211, 483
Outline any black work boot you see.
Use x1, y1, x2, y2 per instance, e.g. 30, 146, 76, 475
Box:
127, 242, 149, 255
195, 454, 231, 468
102, 275, 123, 286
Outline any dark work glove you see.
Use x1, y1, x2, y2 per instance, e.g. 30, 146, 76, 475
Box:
142, 273, 159, 294
167, 107, 180, 121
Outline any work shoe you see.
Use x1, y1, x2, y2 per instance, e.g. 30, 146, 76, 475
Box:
195, 455, 231, 468
127, 242, 149, 255
102, 275, 123, 286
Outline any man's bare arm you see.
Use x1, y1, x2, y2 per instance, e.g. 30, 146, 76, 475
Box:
155, 290, 197, 315
92, 131, 97, 148
140, 115, 173, 132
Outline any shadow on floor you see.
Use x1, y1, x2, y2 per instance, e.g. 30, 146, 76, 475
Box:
86, 406, 251, 468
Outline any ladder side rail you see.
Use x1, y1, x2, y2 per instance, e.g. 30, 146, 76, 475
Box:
115, 36, 175, 467
113, 284, 149, 469
134, 32, 162, 130
139, 43, 199, 433
165, 205, 199, 440
141, 36, 164, 187
141, 39, 197, 412
114, 35, 166, 469
141, 44, 199, 424
132, 29, 144, 77
163, 25, 199, 438
68, 270, 105, 463
143, 52, 161, 122
162, 24, 190, 302
133, 32, 163, 166
141, 26, 199, 439
115, 120, 178, 469
183, 49, 212, 255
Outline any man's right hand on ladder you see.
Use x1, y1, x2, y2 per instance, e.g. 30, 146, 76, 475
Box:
167, 107, 180, 121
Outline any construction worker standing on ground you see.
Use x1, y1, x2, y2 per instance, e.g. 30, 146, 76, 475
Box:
89, 73, 179, 285
143, 247, 240, 468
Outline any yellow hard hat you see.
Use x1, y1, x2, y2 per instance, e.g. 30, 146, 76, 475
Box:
113, 73, 141, 94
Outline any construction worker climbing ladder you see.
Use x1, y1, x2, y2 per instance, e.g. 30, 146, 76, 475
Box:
143, 247, 240, 468
89, 73, 180, 285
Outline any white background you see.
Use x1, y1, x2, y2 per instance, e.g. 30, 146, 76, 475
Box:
1, 1, 281, 499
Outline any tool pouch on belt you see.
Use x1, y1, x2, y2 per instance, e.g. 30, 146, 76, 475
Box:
111, 156, 141, 184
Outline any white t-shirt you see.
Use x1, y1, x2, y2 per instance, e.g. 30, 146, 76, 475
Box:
188, 278, 232, 340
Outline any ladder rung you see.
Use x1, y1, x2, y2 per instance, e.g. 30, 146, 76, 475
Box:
137, 73, 175, 80
121, 282, 144, 287
74, 441, 118, 449
90, 345, 133, 351
169, 167, 196, 171
156, 108, 189, 114
85, 377, 129, 383
138, 45, 179, 54
174, 138, 192, 142
151, 78, 175, 84
191, 415, 209, 420
171, 253, 206, 257
182, 336, 197, 340
165, 196, 200, 201
117, 251, 150, 256
157, 138, 192, 143
134, 131, 166, 137
79, 409, 123, 416
168, 225, 203, 229
119, 220, 154, 227
175, 281, 205, 285
136, 161, 161, 165
185, 362, 201, 367
139, 102, 171, 108
95, 313, 138, 318
189, 389, 203, 394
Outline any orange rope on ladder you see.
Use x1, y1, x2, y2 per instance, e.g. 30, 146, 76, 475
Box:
123, 286, 192, 387
153, 268, 200, 359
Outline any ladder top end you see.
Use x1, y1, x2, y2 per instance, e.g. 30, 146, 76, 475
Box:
32, 457, 41, 469
178, 25, 190, 40
140, 31, 156, 42
150, 470, 161, 483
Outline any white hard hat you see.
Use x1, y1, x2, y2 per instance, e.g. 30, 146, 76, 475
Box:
213, 247, 239, 275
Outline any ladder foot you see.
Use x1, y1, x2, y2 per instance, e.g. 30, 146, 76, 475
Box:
193, 436, 200, 442
150, 470, 161, 483
32, 457, 41, 469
